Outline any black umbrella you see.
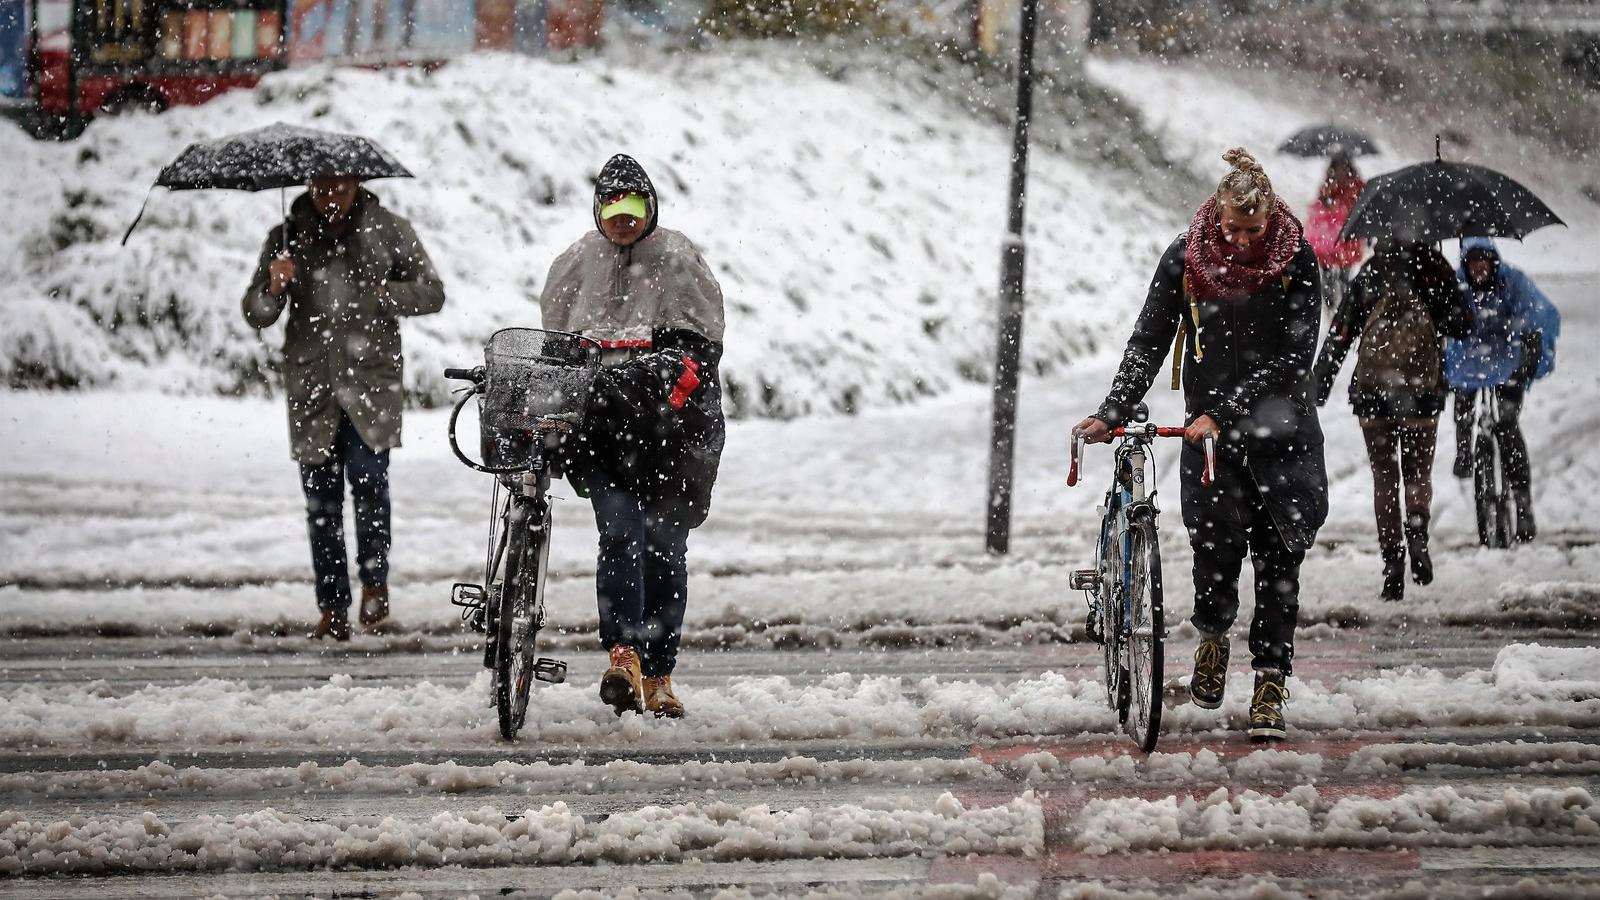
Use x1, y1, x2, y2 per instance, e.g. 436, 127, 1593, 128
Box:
122, 123, 413, 246
1278, 124, 1378, 159
1338, 157, 1564, 244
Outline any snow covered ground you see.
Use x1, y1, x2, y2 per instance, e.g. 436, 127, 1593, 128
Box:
3, 46, 1599, 899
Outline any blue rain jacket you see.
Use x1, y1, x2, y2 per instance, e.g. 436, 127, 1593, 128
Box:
1444, 237, 1560, 390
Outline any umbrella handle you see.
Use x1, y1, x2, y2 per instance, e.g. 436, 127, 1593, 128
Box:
278, 186, 289, 257
120, 186, 156, 247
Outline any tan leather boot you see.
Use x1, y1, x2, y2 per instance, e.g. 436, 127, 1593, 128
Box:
600, 645, 643, 716
359, 584, 390, 626
643, 675, 685, 719
309, 609, 351, 642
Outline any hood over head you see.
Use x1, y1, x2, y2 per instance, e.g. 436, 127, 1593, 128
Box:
1460, 236, 1501, 263
593, 154, 659, 240
1459, 236, 1502, 289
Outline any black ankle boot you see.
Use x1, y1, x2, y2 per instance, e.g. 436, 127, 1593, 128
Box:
1404, 513, 1433, 585
1514, 489, 1537, 543
1381, 547, 1406, 602
1452, 435, 1472, 479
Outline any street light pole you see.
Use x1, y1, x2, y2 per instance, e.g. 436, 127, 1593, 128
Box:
983, 0, 1039, 555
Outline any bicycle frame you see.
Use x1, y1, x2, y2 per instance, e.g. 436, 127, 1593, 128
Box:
1071, 425, 1213, 640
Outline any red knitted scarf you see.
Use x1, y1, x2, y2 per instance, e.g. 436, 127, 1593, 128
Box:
1184, 196, 1304, 301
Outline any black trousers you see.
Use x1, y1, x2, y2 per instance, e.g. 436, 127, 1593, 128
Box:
299, 412, 391, 613
1453, 384, 1530, 496
1185, 455, 1304, 676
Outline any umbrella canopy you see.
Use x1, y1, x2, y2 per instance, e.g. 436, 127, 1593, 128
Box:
154, 122, 413, 191
1278, 124, 1378, 159
1339, 159, 1564, 244
122, 123, 412, 246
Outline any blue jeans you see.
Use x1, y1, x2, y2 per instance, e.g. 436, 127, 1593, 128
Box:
299, 413, 390, 613
591, 484, 690, 677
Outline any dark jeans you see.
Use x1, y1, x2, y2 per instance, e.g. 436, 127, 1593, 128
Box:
1453, 384, 1530, 495
1188, 456, 1304, 676
299, 413, 390, 613
592, 484, 690, 677
1361, 417, 1439, 550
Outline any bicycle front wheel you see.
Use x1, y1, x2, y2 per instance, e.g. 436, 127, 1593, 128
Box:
1473, 435, 1513, 549
1123, 517, 1164, 753
496, 498, 550, 740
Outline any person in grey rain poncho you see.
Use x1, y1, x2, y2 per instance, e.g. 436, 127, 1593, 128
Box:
1074, 149, 1328, 744
241, 177, 445, 642
540, 154, 726, 719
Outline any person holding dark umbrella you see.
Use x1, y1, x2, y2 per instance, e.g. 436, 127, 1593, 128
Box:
1278, 126, 1379, 314
1304, 157, 1366, 312
1335, 146, 1565, 547
1312, 240, 1471, 601
240, 170, 445, 642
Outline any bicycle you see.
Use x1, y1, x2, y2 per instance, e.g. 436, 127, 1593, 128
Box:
444, 327, 601, 740
1469, 387, 1517, 549
1067, 413, 1214, 753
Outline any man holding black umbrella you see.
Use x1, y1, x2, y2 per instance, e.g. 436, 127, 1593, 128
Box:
241, 175, 446, 641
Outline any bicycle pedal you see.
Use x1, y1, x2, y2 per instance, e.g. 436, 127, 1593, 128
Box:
532, 658, 567, 684
1069, 569, 1102, 591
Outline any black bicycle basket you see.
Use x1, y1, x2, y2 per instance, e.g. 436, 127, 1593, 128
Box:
479, 328, 601, 468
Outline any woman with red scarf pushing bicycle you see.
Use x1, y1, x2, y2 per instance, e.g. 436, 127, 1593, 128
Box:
1074, 148, 1329, 743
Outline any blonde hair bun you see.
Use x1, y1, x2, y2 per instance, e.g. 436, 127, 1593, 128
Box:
1216, 146, 1274, 214
1222, 147, 1264, 175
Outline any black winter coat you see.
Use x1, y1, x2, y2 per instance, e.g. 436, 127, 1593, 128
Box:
1096, 235, 1329, 552
564, 328, 725, 529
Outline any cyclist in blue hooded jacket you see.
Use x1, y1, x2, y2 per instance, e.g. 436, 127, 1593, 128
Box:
1446, 238, 1560, 543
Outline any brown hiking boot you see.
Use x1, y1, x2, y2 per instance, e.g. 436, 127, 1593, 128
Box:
600, 645, 643, 716
1248, 669, 1290, 743
359, 584, 390, 626
643, 675, 685, 719
1190, 632, 1229, 709
309, 609, 351, 642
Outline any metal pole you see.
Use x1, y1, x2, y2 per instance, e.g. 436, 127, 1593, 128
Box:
983, 0, 1039, 555
65, 0, 81, 136
27, 0, 41, 132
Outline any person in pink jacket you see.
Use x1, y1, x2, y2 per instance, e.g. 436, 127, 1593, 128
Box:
1305, 157, 1366, 313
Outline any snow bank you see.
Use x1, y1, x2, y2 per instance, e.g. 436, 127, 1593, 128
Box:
1493, 643, 1600, 701
0, 790, 1043, 875
11, 741, 1599, 804
1072, 784, 1600, 856
4, 663, 1598, 751
0, 755, 1000, 802
2, 43, 1174, 417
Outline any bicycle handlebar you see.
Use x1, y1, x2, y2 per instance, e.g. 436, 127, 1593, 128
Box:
1067, 426, 1215, 487
444, 366, 484, 383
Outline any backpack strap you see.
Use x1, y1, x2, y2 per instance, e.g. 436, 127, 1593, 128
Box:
1168, 273, 1204, 389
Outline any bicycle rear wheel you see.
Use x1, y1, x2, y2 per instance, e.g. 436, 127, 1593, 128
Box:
496, 498, 550, 739
1123, 517, 1164, 753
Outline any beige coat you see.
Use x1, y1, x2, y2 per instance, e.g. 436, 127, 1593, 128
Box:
241, 190, 444, 464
